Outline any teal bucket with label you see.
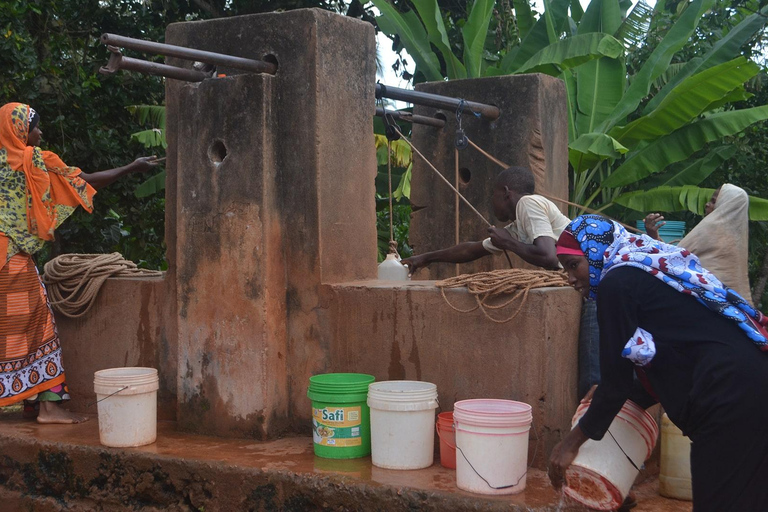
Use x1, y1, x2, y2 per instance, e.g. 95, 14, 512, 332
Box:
307, 373, 375, 459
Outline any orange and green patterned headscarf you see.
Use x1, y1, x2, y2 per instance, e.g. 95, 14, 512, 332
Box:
0, 103, 95, 266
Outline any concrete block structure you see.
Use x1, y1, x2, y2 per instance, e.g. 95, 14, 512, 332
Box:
51, 8, 580, 471
164, 9, 378, 438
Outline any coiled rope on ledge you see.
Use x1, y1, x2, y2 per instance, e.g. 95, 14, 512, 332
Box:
42, 253, 163, 318
435, 269, 570, 324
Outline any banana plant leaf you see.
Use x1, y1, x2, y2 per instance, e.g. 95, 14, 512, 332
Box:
613, 185, 714, 215
597, 0, 718, 132
610, 58, 759, 145
130, 129, 166, 149
575, 57, 626, 136
570, 0, 584, 23
650, 62, 687, 90
569, 132, 628, 172
135, 170, 166, 199
644, 5, 768, 113
603, 105, 768, 188
393, 163, 412, 200
701, 88, 753, 114
372, 0, 444, 81
126, 105, 166, 127
515, 32, 623, 76
500, 0, 571, 73
462, 0, 496, 78
577, 0, 622, 35
513, 0, 536, 39
412, 0, 466, 79
614, 185, 768, 220
643, 146, 737, 188
613, 1, 653, 50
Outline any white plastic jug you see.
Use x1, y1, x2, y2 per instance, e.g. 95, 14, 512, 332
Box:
377, 253, 410, 280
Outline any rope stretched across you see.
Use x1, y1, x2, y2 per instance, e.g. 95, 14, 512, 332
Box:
435, 269, 569, 323
42, 253, 163, 318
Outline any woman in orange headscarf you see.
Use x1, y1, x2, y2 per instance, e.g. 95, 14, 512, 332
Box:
0, 102, 157, 423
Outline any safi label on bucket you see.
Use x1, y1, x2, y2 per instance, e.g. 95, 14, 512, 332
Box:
312, 406, 362, 447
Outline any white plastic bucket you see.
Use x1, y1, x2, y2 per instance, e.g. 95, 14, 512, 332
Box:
453, 399, 532, 495
367, 381, 438, 469
564, 400, 659, 511
94, 367, 159, 448
659, 413, 692, 501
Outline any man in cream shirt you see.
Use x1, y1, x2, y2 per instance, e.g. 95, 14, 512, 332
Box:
403, 166, 569, 271
403, 166, 599, 397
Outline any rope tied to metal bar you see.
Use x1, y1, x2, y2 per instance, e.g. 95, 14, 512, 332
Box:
435, 269, 569, 323
42, 253, 162, 318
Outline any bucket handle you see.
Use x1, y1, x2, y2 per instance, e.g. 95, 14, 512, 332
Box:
85, 386, 128, 408
435, 422, 456, 449
455, 439, 526, 490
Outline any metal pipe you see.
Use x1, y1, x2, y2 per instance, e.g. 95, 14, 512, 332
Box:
375, 107, 446, 128
375, 83, 499, 121
99, 47, 209, 82
101, 33, 277, 75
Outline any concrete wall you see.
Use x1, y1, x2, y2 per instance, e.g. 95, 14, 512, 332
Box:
409, 74, 569, 279
326, 281, 582, 469
165, 9, 378, 437
55, 277, 175, 420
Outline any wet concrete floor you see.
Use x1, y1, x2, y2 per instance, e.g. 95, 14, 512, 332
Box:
0, 412, 692, 511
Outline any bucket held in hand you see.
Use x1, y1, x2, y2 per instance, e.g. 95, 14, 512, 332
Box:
564, 399, 659, 511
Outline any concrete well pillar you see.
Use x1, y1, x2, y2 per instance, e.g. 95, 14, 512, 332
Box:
165, 9, 377, 438
408, 74, 569, 279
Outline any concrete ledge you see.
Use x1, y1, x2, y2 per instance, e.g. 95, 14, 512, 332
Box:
0, 415, 691, 512
326, 281, 582, 470
54, 277, 175, 420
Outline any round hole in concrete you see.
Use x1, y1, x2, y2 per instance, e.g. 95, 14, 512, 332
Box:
208, 139, 228, 164
262, 54, 279, 73
459, 167, 471, 184
434, 112, 448, 124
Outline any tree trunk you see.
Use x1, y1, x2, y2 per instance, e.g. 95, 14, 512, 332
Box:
752, 245, 768, 307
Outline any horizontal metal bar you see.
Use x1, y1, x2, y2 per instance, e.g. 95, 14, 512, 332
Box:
375, 83, 499, 121
375, 107, 445, 128
99, 47, 209, 82
101, 33, 277, 75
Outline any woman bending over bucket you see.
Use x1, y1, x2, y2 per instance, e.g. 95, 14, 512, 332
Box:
548, 214, 768, 512
0, 102, 158, 423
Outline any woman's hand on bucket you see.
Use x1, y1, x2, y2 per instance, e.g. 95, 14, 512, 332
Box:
548, 425, 589, 490
580, 384, 598, 404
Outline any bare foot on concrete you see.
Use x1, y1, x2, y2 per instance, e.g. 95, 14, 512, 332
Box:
36, 401, 89, 424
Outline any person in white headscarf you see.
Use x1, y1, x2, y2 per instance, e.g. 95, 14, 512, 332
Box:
644, 184, 752, 303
